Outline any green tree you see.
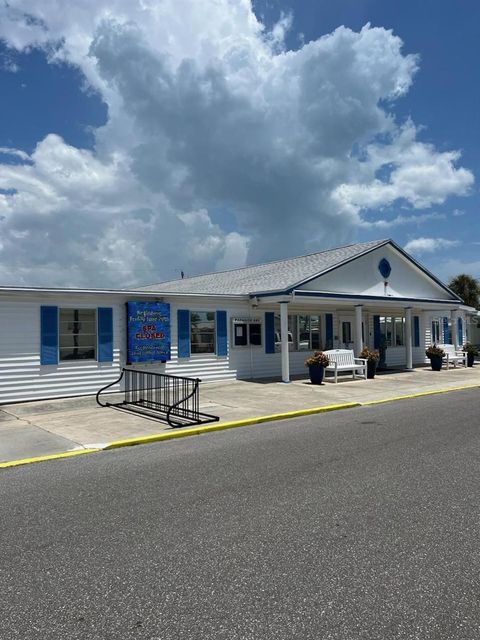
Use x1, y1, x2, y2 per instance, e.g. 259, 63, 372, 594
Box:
448, 274, 480, 308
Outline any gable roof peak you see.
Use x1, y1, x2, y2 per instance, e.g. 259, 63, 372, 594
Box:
138, 238, 389, 295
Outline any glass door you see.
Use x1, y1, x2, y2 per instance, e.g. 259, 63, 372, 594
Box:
339, 316, 354, 349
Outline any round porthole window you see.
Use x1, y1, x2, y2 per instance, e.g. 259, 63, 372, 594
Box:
378, 258, 392, 279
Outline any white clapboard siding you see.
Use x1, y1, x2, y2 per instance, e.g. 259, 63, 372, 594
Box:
129, 299, 250, 382
1, 292, 457, 404
0, 297, 347, 403
0, 296, 124, 404
365, 312, 426, 367
0, 295, 251, 404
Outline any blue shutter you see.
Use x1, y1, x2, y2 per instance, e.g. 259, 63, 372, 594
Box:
177, 310, 190, 358
216, 310, 227, 356
457, 317, 464, 346
373, 315, 381, 349
413, 316, 420, 348
443, 317, 450, 344
265, 312, 275, 354
40, 306, 58, 365
325, 313, 333, 349
97, 307, 113, 362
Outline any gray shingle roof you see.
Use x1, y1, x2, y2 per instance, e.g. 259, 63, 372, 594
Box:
139, 239, 389, 296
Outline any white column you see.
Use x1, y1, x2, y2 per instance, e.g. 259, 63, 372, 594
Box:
280, 302, 290, 383
451, 309, 459, 348
405, 307, 413, 371
354, 305, 363, 355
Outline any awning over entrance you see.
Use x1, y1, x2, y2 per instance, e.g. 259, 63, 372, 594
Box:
253, 292, 470, 383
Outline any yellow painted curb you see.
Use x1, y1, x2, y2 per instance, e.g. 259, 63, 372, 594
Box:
104, 402, 362, 450
1, 383, 479, 469
360, 383, 480, 407
0, 447, 100, 469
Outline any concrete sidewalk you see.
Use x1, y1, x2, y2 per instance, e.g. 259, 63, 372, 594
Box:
1, 366, 480, 463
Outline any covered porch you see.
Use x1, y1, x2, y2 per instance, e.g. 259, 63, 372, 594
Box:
254, 291, 469, 383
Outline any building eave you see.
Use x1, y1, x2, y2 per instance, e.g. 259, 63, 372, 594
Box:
0, 286, 248, 300
387, 239, 462, 302
290, 290, 465, 307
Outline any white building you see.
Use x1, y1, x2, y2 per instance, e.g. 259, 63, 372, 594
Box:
0, 238, 475, 404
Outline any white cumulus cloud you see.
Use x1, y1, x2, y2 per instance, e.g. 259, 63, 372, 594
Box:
359, 211, 445, 229
0, 1, 474, 286
404, 237, 460, 255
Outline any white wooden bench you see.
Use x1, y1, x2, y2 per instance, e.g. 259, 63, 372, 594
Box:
323, 349, 367, 383
437, 344, 467, 369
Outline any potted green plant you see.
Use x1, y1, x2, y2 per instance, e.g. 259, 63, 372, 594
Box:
425, 344, 445, 371
360, 347, 380, 379
305, 351, 330, 385
463, 343, 479, 367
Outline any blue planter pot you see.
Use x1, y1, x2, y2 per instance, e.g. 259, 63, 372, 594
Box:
367, 360, 378, 379
308, 365, 325, 385
429, 355, 443, 371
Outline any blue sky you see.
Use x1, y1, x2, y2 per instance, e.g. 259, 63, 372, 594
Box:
0, 0, 478, 286
255, 0, 480, 262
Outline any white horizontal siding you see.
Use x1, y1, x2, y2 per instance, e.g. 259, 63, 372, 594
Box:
132, 299, 250, 382
231, 308, 339, 380
0, 297, 123, 404
364, 311, 427, 367
0, 295, 251, 403
0, 293, 467, 404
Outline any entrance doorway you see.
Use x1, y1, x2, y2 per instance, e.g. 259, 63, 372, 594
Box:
338, 314, 366, 350
339, 316, 354, 349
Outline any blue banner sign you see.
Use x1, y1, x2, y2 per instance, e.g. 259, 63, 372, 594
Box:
127, 302, 171, 363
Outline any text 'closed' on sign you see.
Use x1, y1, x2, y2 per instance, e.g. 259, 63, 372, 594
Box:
127, 301, 171, 363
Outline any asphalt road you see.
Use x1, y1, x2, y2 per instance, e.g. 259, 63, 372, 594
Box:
1, 390, 480, 640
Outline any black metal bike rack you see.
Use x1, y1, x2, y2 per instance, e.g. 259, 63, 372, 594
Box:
96, 368, 219, 428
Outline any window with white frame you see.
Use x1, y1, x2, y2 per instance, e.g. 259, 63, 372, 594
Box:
59, 308, 97, 361
274, 314, 323, 352
394, 317, 405, 346
298, 314, 322, 350
190, 311, 216, 354
379, 316, 405, 347
431, 318, 441, 344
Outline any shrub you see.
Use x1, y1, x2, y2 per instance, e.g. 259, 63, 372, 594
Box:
463, 342, 479, 355
359, 347, 380, 362
305, 351, 330, 368
426, 344, 445, 358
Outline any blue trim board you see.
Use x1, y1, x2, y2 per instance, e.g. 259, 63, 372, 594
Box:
289, 291, 461, 305
413, 316, 420, 347
373, 315, 381, 349
98, 307, 113, 362
457, 317, 464, 345
325, 313, 333, 349
216, 310, 228, 356
177, 309, 191, 358
265, 312, 275, 354
40, 305, 58, 365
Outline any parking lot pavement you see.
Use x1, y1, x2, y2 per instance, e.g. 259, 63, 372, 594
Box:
1, 365, 479, 462
2, 390, 480, 639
